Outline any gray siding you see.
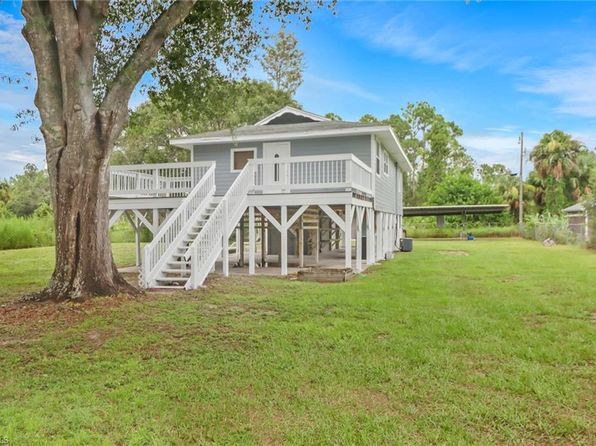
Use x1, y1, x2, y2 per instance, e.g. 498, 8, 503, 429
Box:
193, 142, 263, 195
290, 135, 371, 164
192, 134, 403, 216
193, 135, 371, 195
373, 138, 399, 214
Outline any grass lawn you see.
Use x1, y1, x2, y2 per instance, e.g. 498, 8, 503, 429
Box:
0, 239, 594, 444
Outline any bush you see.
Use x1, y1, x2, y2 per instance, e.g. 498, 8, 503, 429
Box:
407, 225, 520, 239
521, 213, 576, 245
584, 197, 596, 248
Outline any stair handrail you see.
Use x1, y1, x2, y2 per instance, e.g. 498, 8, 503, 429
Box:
142, 162, 216, 287
184, 161, 255, 288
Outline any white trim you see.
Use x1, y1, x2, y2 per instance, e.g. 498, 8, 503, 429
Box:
230, 147, 257, 173
254, 106, 330, 126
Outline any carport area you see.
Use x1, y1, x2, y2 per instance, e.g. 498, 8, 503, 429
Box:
403, 204, 509, 234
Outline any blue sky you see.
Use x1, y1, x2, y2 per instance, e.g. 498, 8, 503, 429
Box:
1, 1, 596, 179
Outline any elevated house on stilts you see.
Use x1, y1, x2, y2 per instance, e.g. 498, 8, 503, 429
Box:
108, 106, 413, 289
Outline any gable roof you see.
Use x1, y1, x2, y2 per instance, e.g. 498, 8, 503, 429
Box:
254, 106, 330, 126
563, 203, 586, 213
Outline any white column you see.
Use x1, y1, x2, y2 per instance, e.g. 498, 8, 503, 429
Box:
134, 214, 141, 267
281, 206, 288, 275
235, 228, 241, 257
298, 215, 304, 268
344, 204, 352, 269
376, 211, 383, 261
366, 208, 375, 265
355, 207, 363, 272
249, 206, 255, 275
222, 201, 229, 277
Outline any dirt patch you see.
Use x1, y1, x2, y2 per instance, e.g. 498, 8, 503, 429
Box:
0, 293, 152, 328
437, 250, 469, 256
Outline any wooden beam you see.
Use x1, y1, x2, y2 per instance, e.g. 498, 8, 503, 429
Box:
109, 209, 124, 228
256, 206, 282, 232
319, 205, 346, 232
287, 205, 309, 228
132, 209, 155, 235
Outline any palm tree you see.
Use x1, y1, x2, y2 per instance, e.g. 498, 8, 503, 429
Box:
530, 130, 584, 180
530, 130, 585, 213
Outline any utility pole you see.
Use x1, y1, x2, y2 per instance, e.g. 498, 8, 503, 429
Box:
518, 132, 524, 227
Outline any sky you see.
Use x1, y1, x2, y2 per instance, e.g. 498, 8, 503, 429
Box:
1, 1, 596, 179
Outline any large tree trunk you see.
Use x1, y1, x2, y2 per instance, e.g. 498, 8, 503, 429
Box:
20, 1, 197, 301
30, 124, 138, 301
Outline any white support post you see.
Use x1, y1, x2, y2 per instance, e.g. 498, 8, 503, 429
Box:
376, 211, 383, 261
298, 215, 304, 268
153, 208, 159, 233
344, 204, 352, 269
314, 214, 320, 266
134, 214, 141, 268
222, 200, 229, 277
281, 206, 288, 276
235, 228, 241, 257
366, 208, 375, 265
355, 207, 363, 272
249, 206, 256, 275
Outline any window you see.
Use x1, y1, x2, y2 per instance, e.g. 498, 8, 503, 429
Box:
376, 144, 381, 175
231, 148, 256, 172
383, 150, 389, 175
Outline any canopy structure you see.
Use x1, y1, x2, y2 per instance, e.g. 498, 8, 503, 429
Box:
403, 204, 509, 232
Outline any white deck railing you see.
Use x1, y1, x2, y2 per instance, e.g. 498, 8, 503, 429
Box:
109, 161, 213, 197
252, 154, 373, 195
141, 163, 216, 287
184, 161, 255, 289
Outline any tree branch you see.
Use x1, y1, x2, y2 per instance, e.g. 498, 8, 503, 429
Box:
100, 0, 197, 137
21, 0, 64, 151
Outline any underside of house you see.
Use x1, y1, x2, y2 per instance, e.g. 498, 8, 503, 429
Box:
109, 107, 413, 289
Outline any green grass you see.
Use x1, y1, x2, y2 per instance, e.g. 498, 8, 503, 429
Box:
0, 243, 137, 301
0, 239, 594, 444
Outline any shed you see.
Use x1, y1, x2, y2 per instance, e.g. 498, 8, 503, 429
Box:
562, 203, 591, 242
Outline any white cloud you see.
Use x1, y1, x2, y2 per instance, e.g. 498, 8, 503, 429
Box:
0, 11, 32, 70
518, 58, 596, 118
306, 74, 384, 104
346, 6, 596, 119
459, 133, 537, 173
0, 119, 44, 179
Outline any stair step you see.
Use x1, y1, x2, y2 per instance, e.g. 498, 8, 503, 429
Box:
155, 276, 188, 283
167, 260, 190, 265
162, 268, 191, 274
151, 285, 184, 290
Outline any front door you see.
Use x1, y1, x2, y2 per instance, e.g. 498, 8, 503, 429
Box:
262, 141, 291, 192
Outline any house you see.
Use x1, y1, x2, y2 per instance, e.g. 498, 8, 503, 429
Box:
563, 203, 591, 242
108, 106, 413, 289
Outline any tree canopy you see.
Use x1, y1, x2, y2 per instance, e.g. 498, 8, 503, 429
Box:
261, 29, 305, 95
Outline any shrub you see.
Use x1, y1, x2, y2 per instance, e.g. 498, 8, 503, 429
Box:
407, 225, 519, 239
0, 217, 36, 250
522, 213, 576, 245
584, 196, 596, 248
